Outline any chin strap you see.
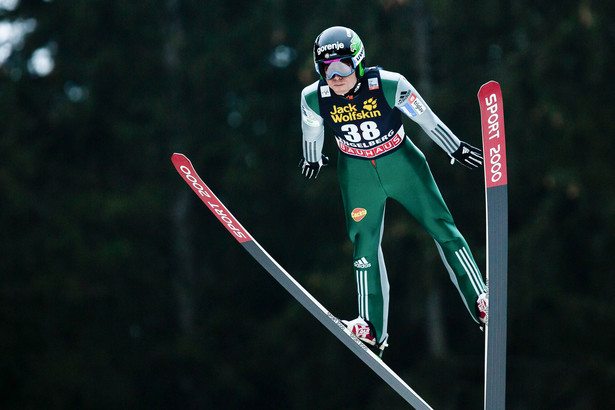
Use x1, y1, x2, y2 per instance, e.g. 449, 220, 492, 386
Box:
343, 80, 362, 98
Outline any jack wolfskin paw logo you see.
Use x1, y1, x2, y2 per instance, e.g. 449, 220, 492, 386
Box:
363, 98, 377, 111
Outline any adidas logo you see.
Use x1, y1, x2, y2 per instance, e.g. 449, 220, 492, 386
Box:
463, 147, 470, 155
354, 257, 371, 269
397, 90, 411, 105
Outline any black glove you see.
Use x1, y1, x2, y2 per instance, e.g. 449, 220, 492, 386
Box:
299, 154, 329, 179
450, 141, 483, 169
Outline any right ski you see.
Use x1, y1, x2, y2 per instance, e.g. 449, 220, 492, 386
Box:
171, 153, 433, 410
478, 81, 508, 410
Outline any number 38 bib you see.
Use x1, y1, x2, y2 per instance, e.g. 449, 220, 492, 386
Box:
317, 68, 405, 160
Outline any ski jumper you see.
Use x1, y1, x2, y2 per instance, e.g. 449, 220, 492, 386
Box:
300, 67, 486, 344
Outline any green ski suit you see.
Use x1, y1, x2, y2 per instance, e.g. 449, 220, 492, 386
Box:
300, 67, 486, 344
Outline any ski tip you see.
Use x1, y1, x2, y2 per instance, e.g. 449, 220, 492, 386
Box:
481, 80, 499, 87
171, 153, 189, 166
478, 80, 501, 96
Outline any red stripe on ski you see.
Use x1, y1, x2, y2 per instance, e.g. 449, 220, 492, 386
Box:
171, 153, 252, 243
478, 81, 508, 188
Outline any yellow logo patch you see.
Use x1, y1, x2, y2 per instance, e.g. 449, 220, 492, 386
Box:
363, 98, 377, 111
351, 208, 367, 222
329, 99, 381, 123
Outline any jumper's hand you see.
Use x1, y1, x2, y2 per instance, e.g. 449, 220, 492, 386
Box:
450, 141, 483, 169
299, 154, 329, 179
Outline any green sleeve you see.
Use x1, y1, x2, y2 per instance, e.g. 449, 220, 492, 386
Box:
381, 77, 398, 108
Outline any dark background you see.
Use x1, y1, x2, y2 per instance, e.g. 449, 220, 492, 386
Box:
2, 0, 614, 408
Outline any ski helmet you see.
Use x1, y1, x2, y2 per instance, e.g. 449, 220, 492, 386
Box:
313, 26, 366, 80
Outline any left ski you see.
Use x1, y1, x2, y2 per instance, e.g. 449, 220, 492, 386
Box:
171, 153, 433, 410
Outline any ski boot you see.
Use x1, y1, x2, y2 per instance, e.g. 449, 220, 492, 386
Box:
476, 292, 488, 331
342, 317, 388, 357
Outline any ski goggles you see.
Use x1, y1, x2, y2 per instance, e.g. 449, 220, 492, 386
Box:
318, 57, 356, 80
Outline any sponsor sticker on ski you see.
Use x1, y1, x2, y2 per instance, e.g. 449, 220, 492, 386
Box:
479, 82, 508, 188
172, 154, 251, 243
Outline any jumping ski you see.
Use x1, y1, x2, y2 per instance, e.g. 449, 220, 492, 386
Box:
171, 153, 433, 410
478, 81, 508, 410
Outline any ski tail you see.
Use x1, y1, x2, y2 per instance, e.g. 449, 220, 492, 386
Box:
478, 81, 508, 410
171, 153, 433, 410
